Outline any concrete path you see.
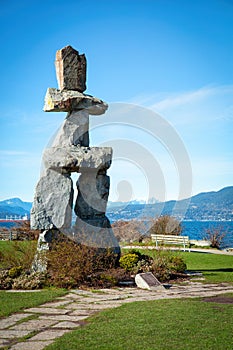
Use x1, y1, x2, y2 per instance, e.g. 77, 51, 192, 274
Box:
1, 281, 233, 349
123, 245, 233, 255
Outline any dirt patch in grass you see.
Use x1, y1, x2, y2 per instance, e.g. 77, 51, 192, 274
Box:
202, 295, 233, 304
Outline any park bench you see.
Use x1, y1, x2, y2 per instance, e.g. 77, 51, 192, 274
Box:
151, 234, 190, 251
0, 231, 18, 241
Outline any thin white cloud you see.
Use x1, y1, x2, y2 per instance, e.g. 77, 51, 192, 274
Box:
192, 157, 233, 176
150, 85, 233, 110
191, 157, 233, 193
151, 86, 214, 111
0, 150, 29, 156
119, 85, 233, 131
136, 84, 233, 127
0, 150, 41, 168
217, 104, 233, 122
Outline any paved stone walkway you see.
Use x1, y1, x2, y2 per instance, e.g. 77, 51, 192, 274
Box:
123, 246, 233, 255
1, 282, 233, 349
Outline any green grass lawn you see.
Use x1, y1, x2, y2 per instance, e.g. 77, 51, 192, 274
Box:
179, 251, 233, 284
0, 289, 67, 318
46, 296, 233, 350
0, 240, 35, 254
0, 240, 37, 269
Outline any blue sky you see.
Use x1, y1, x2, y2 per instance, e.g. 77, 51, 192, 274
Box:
0, 0, 232, 202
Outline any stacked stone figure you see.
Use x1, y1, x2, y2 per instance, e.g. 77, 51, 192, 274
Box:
31, 46, 120, 269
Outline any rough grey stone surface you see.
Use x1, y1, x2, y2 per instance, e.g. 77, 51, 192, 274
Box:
62, 303, 94, 310
10, 341, 54, 350
52, 321, 80, 329
73, 216, 120, 253
0, 329, 32, 338
39, 314, 89, 322
29, 329, 70, 341
74, 172, 110, 218
31, 169, 73, 230
35, 229, 60, 252
10, 319, 56, 331
0, 340, 8, 347
42, 146, 112, 173
25, 307, 69, 315
135, 272, 166, 291
44, 88, 108, 115
41, 300, 72, 308
55, 45, 86, 92
49, 110, 89, 147
0, 313, 33, 329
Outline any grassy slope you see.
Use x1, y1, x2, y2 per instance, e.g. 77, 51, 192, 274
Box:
180, 252, 233, 283
0, 289, 67, 318
0, 240, 35, 253
0, 240, 37, 269
46, 297, 233, 350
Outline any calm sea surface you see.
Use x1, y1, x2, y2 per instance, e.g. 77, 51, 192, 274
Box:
1, 220, 233, 248
181, 221, 233, 248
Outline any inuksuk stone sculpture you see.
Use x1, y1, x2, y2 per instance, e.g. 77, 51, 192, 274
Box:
31, 46, 120, 270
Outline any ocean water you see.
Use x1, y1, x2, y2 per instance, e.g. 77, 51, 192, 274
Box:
0, 222, 21, 229
1, 220, 233, 248
181, 221, 233, 248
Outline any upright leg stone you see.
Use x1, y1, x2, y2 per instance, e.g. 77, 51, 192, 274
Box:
31, 169, 73, 231
73, 170, 120, 254
74, 171, 110, 218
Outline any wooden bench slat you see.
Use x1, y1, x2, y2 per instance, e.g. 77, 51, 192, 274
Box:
151, 234, 190, 251
0, 232, 18, 240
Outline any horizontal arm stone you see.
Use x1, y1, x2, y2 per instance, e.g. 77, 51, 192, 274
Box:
42, 146, 112, 172
44, 88, 108, 115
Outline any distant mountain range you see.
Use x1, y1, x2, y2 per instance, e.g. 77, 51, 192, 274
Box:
0, 186, 233, 221
107, 186, 233, 221
0, 198, 32, 218
108, 197, 159, 207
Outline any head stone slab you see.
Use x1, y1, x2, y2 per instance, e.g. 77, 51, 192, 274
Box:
55, 45, 87, 92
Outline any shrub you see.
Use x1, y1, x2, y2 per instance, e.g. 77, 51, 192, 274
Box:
205, 227, 226, 249
0, 270, 13, 290
97, 273, 118, 287
150, 215, 182, 236
170, 256, 187, 273
151, 258, 171, 281
119, 253, 140, 271
127, 249, 153, 273
11, 221, 40, 241
46, 236, 119, 289
0, 267, 46, 290
12, 272, 47, 290
83, 268, 132, 288
151, 250, 187, 282
127, 249, 151, 262
8, 266, 22, 278
119, 250, 153, 274
112, 220, 149, 243
47, 240, 94, 288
